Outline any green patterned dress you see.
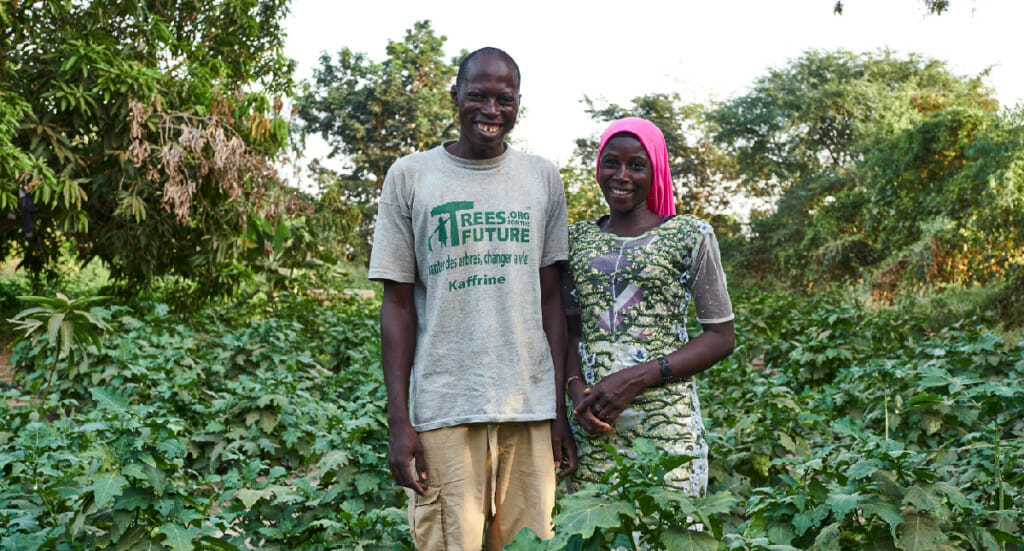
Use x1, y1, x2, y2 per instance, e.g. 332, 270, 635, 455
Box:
567, 214, 731, 496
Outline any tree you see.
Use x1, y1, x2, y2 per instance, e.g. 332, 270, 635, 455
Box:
296, 20, 459, 261
570, 93, 737, 220
832, 0, 950, 15
1, 0, 297, 294
710, 49, 1008, 291
709, 49, 995, 198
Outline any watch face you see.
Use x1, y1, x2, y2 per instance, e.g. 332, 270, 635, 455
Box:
658, 357, 672, 382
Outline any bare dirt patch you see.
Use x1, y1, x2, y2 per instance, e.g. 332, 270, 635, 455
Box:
0, 348, 11, 384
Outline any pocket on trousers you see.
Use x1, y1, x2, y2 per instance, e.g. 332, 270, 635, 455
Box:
411, 484, 444, 550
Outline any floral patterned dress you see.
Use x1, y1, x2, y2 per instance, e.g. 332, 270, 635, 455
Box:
567, 214, 730, 496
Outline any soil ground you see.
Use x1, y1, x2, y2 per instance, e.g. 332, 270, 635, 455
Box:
1, 348, 11, 384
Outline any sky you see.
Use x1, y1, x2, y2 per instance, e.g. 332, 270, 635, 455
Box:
283, 0, 1024, 167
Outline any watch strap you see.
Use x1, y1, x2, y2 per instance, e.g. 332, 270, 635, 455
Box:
657, 356, 672, 385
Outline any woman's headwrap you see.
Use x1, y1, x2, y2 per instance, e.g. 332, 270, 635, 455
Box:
596, 117, 676, 216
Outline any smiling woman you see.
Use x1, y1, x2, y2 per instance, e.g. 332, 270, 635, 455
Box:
596, 134, 655, 223
563, 117, 736, 498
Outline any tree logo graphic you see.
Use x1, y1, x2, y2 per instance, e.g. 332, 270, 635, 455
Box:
428, 201, 474, 251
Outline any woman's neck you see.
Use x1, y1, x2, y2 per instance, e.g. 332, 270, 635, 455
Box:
601, 207, 664, 237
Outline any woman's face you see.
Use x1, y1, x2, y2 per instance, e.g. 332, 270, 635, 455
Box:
597, 134, 653, 215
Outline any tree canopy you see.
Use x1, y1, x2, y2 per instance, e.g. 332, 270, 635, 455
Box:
297, 20, 458, 190
295, 20, 459, 260
1, 0, 296, 293
833, 0, 950, 15
709, 49, 1019, 295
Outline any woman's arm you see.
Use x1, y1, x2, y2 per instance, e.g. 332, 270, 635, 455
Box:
566, 313, 613, 434
573, 320, 734, 427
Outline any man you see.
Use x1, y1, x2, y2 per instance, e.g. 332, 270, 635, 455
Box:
368, 47, 576, 550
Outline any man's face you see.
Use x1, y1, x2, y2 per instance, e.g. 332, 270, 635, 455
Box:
450, 54, 520, 159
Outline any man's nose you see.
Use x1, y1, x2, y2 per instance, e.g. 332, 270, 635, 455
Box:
481, 98, 499, 115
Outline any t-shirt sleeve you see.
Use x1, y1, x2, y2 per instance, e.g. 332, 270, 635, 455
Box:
540, 164, 569, 267
690, 230, 734, 325
368, 166, 416, 283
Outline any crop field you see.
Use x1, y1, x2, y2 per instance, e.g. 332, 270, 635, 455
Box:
2, 288, 1020, 550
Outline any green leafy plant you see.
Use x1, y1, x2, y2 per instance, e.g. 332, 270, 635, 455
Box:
509, 438, 739, 550
7, 293, 111, 401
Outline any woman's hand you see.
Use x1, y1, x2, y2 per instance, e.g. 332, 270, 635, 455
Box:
569, 378, 612, 434
573, 365, 653, 431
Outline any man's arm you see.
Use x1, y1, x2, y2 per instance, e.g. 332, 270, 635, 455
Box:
541, 263, 577, 478
380, 280, 427, 494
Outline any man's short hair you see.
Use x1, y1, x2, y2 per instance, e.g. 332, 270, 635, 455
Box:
455, 47, 521, 92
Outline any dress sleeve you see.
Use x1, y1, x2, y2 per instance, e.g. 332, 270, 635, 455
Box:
561, 223, 582, 316
690, 230, 734, 325
540, 164, 569, 267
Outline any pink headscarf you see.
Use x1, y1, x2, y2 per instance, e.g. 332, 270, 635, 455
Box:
596, 117, 676, 216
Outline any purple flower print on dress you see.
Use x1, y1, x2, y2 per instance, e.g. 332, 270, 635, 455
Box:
588, 249, 646, 334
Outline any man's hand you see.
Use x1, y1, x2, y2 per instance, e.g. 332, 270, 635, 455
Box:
551, 415, 577, 479
387, 421, 428, 495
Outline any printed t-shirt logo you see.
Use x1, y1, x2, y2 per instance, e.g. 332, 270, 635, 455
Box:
426, 200, 534, 291
428, 200, 531, 251
428, 201, 474, 251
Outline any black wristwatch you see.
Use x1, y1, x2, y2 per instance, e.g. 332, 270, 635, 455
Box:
657, 356, 672, 385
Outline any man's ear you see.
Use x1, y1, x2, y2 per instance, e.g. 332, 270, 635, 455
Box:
449, 85, 458, 108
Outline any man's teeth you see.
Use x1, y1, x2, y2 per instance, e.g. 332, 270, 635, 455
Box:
477, 123, 501, 134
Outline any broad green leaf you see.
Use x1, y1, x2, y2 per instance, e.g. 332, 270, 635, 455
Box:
120, 463, 148, 481
660, 528, 717, 550
793, 504, 829, 536
159, 523, 197, 551
47, 312, 65, 347
91, 386, 129, 411
91, 472, 129, 508
826, 491, 860, 520
112, 487, 154, 511
318, 449, 349, 471
111, 509, 134, 542
810, 522, 841, 551
196, 536, 245, 551
902, 485, 941, 512
235, 488, 272, 509
697, 490, 740, 516
355, 472, 380, 494
897, 512, 945, 551
862, 501, 903, 534
504, 527, 550, 551
846, 458, 881, 480
549, 493, 634, 548
59, 319, 74, 358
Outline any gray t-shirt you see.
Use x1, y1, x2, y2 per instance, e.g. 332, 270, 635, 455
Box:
369, 144, 569, 432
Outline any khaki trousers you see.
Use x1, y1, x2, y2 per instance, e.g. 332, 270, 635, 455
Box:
407, 421, 556, 551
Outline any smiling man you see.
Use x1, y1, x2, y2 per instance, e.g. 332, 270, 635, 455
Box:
368, 47, 576, 550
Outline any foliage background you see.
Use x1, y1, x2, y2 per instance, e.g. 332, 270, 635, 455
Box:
2, 5, 1023, 550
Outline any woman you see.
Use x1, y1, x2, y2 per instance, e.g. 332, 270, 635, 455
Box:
564, 117, 735, 496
